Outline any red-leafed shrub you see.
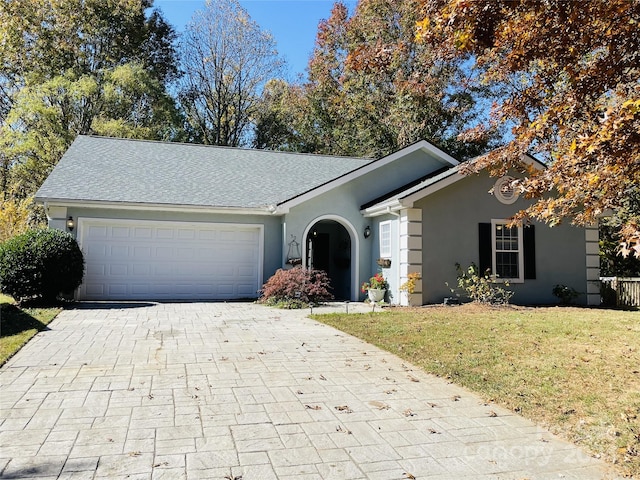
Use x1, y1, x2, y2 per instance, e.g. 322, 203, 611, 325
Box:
259, 267, 333, 308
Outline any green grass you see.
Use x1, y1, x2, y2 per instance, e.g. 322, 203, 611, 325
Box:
0, 294, 61, 365
314, 304, 640, 477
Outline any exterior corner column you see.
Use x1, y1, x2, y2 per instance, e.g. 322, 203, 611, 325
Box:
45, 205, 68, 232
399, 208, 422, 306
585, 224, 600, 306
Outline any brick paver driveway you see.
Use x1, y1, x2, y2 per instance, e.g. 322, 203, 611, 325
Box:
0, 302, 620, 479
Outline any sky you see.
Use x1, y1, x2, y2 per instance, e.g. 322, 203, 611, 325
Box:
154, 0, 358, 80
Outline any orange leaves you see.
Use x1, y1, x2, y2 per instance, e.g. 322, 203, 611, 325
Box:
620, 225, 640, 259
418, 0, 640, 245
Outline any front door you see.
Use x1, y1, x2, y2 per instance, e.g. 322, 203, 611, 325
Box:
306, 220, 351, 300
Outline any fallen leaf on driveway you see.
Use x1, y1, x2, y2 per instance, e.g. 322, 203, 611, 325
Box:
335, 405, 353, 413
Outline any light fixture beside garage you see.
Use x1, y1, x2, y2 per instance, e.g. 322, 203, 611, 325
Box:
364, 225, 371, 238
66, 216, 75, 232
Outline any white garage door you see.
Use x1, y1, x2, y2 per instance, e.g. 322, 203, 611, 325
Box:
78, 218, 263, 300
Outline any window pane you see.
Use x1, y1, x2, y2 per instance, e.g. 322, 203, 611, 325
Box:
494, 221, 522, 280
496, 252, 519, 278
380, 222, 391, 257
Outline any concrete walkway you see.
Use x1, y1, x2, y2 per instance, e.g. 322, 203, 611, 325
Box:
0, 302, 621, 479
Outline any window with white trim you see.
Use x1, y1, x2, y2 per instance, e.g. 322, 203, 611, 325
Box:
491, 219, 524, 282
379, 221, 392, 258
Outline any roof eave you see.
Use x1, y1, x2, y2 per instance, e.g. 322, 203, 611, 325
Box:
37, 197, 277, 216
361, 199, 404, 218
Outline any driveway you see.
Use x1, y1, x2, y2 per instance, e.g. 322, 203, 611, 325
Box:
0, 302, 620, 479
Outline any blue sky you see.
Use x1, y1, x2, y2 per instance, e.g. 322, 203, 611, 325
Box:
154, 0, 358, 80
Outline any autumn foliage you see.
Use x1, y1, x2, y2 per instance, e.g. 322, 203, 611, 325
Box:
417, 0, 640, 254
254, 0, 495, 159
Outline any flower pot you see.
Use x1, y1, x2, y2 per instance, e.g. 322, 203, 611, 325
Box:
367, 288, 386, 302
376, 258, 391, 268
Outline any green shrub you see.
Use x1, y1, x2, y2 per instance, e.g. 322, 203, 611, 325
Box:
450, 262, 514, 305
552, 284, 580, 304
259, 267, 333, 308
0, 229, 84, 304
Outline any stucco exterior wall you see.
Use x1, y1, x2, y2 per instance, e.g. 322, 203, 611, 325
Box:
283, 186, 371, 301
415, 172, 590, 305
284, 148, 455, 301
46, 206, 283, 285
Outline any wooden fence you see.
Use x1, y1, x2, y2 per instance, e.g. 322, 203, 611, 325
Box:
600, 277, 640, 307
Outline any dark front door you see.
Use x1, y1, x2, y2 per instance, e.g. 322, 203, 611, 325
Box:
306, 221, 351, 300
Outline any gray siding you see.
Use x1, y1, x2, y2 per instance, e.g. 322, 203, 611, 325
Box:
285, 148, 452, 301
417, 172, 588, 305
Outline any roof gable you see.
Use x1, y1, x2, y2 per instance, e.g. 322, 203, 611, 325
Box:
274, 139, 459, 213
361, 153, 546, 217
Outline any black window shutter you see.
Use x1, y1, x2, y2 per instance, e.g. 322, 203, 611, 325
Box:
478, 223, 492, 275
523, 224, 536, 279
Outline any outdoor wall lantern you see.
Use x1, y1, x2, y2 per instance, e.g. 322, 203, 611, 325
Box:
66, 216, 75, 232
363, 225, 371, 238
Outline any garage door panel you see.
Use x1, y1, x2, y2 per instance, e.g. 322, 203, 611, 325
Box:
88, 225, 108, 238
109, 264, 128, 276
79, 219, 262, 300
177, 229, 195, 240
176, 248, 194, 260
108, 284, 128, 296
155, 264, 173, 276
237, 283, 258, 296
133, 227, 152, 239
132, 264, 150, 275
110, 245, 129, 258
133, 246, 151, 258
86, 284, 104, 296
198, 230, 216, 240
112, 226, 131, 238
87, 243, 107, 257
156, 228, 174, 239
155, 246, 173, 258
238, 265, 256, 277
86, 263, 106, 276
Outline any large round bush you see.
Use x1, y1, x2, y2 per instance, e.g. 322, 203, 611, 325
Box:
0, 229, 84, 303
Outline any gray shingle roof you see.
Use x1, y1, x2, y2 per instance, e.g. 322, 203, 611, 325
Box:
36, 136, 372, 209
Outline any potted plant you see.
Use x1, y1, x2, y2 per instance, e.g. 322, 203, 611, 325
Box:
399, 272, 421, 306
361, 272, 389, 302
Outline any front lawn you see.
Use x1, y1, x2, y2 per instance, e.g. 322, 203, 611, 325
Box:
0, 294, 61, 365
314, 304, 640, 477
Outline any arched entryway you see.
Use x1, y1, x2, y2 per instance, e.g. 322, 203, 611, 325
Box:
304, 218, 355, 300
